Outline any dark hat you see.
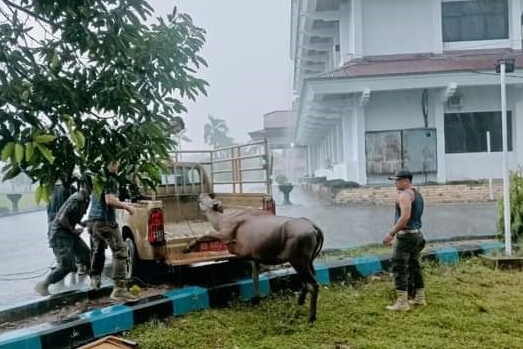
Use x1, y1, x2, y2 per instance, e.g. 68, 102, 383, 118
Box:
388, 169, 413, 181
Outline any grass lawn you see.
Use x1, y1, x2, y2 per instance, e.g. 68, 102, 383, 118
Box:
0, 193, 44, 211
128, 259, 523, 349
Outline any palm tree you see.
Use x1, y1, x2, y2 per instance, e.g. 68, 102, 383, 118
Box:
204, 115, 235, 148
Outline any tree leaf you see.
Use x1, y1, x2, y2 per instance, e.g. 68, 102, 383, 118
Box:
34, 134, 56, 144
1, 142, 15, 161
42, 185, 52, 204
35, 143, 55, 164
14, 143, 24, 163
35, 185, 43, 204
2, 165, 21, 181
74, 130, 85, 149
25, 143, 35, 162
93, 176, 104, 199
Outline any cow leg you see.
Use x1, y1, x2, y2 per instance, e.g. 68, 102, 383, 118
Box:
307, 263, 320, 325
251, 260, 261, 305
298, 283, 308, 306
291, 261, 319, 324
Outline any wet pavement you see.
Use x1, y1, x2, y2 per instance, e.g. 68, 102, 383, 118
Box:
0, 187, 497, 307
275, 187, 497, 249
0, 211, 111, 308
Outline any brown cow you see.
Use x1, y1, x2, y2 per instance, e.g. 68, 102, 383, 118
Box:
187, 193, 324, 323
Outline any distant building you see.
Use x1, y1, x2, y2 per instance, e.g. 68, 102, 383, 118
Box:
291, 0, 523, 184
249, 110, 306, 182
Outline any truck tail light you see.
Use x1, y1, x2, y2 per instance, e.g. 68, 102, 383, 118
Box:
148, 208, 165, 244
267, 199, 276, 215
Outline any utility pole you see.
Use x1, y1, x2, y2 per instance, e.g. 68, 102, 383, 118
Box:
495, 58, 514, 256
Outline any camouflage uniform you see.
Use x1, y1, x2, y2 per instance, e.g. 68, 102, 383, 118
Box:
88, 176, 128, 288
45, 191, 91, 285
47, 184, 74, 240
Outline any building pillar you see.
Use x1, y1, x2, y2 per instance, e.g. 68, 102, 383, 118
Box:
342, 111, 352, 163
330, 128, 336, 163
515, 92, 523, 167
431, 0, 443, 54
511, 0, 522, 50
349, 0, 363, 60
354, 107, 367, 185
434, 90, 447, 183
339, 2, 352, 65
338, 120, 344, 162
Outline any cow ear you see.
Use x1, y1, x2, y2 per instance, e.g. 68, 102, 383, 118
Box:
213, 202, 223, 213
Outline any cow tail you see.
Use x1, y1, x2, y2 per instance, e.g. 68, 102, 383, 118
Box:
309, 221, 324, 261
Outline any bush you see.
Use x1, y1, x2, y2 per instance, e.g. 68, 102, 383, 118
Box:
497, 170, 523, 243
304, 176, 327, 184
323, 180, 361, 189
275, 174, 288, 185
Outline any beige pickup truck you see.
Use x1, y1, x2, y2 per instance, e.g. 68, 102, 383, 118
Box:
116, 140, 275, 278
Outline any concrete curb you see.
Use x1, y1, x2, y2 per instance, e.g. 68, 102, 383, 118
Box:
0, 208, 45, 218
0, 241, 505, 349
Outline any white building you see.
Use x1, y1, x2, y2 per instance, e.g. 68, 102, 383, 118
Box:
292, 0, 523, 184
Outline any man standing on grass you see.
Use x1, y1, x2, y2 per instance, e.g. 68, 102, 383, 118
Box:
383, 170, 427, 311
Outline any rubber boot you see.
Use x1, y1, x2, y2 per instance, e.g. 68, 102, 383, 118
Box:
386, 290, 410, 312
34, 280, 51, 296
90, 275, 101, 291
409, 288, 427, 307
110, 287, 139, 302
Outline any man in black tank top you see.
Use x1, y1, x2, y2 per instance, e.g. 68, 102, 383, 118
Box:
383, 170, 427, 311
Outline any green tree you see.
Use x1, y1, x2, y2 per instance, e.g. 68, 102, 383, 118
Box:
203, 115, 235, 149
0, 1, 208, 201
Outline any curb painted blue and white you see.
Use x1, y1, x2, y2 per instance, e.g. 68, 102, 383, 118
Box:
0, 242, 505, 349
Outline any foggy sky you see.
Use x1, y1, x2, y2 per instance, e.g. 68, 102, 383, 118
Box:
147, 0, 294, 150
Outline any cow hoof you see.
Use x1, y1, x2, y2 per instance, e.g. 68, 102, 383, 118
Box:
251, 296, 261, 306
308, 316, 317, 325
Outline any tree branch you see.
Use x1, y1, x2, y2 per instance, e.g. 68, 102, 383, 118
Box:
1, 0, 58, 28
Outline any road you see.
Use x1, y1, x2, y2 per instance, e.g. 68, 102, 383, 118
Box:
0, 188, 497, 307
275, 187, 497, 248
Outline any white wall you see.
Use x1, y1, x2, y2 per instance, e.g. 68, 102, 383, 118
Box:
365, 90, 435, 132
363, 86, 522, 183
442, 85, 520, 181
446, 152, 517, 181
361, 0, 436, 56
444, 86, 503, 114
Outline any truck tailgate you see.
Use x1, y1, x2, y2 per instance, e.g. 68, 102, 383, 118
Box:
163, 220, 235, 266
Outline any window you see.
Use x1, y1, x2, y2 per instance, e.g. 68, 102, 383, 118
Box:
161, 167, 202, 185
444, 111, 513, 154
442, 0, 508, 42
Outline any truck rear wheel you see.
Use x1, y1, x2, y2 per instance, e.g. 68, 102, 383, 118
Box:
125, 237, 138, 280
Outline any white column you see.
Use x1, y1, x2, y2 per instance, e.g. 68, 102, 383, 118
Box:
434, 90, 447, 183
349, 0, 363, 60
431, 0, 443, 54
337, 120, 344, 161
327, 131, 331, 164
331, 128, 337, 163
354, 107, 367, 185
339, 2, 351, 65
312, 146, 317, 174
320, 142, 324, 168
514, 90, 523, 168
511, 0, 522, 50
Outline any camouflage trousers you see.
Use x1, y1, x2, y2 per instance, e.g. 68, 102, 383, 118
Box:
47, 232, 90, 285
392, 231, 425, 292
90, 221, 128, 288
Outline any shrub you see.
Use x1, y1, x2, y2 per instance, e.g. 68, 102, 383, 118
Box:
497, 170, 523, 243
275, 174, 288, 186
